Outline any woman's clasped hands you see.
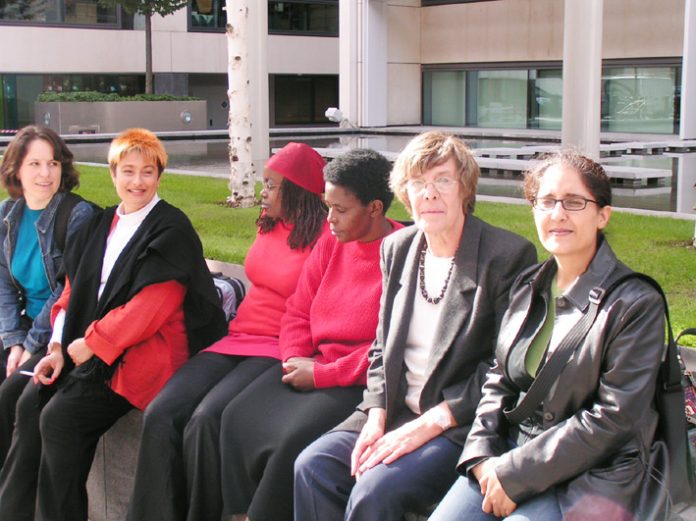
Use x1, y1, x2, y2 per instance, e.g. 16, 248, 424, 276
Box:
472, 458, 517, 518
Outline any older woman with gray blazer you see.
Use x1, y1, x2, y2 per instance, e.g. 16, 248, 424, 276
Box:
293, 131, 537, 521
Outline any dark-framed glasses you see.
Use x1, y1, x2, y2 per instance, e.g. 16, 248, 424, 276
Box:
532, 196, 599, 212
405, 177, 458, 195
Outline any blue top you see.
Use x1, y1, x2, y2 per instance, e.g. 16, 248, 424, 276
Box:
11, 207, 51, 320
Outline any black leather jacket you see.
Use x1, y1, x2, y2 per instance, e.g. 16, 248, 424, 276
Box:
459, 239, 665, 514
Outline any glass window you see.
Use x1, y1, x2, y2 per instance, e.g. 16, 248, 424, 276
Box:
601, 66, 678, 134
189, 0, 225, 31
0, 0, 118, 25
271, 74, 338, 126
475, 70, 528, 129
268, 0, 338, 36
529, 69, 562, 130
423, 70, 466, 126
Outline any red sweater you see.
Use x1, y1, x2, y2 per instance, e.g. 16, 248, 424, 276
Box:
52, 277, 188, 410
205, 221, 327, 359
280, 219, 403, 388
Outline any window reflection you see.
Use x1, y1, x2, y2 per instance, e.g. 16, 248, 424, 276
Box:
0, 0, 117, 25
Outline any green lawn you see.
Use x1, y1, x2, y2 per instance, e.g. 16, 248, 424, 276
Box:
24, 165, 696, 343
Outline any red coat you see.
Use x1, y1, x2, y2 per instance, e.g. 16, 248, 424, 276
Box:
52, 277, 189, 409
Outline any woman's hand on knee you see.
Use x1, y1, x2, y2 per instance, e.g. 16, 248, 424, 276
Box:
351, 407, 386, 478
476, 459, 516, 518
34, 349, 65, 386
355, 413, 441, 477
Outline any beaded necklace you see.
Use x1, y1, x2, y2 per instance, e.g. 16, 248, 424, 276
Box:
418, 243, 455, 305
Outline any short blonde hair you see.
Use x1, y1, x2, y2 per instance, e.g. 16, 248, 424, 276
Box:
108, 128, 168, 176
390, 131, 480, 214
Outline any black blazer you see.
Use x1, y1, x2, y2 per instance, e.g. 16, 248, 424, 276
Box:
459, 239, 665, 514
337, 214, 537, 447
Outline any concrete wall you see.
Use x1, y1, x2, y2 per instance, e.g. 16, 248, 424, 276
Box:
387, 0, 421, 125
419, 0, 684, 64
35, 100, 207, 133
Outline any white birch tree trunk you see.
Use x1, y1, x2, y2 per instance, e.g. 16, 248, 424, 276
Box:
225, 0, 256, 207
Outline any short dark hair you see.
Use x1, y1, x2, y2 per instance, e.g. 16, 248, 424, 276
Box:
524, 151, 612, 208
0, 125, 80, 198
323, 148, 394, 213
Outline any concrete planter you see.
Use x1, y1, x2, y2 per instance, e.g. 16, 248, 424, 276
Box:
35, 100, 207, 134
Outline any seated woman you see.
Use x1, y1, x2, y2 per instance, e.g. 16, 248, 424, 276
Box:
127, 142, 328, 521
0, 128, 227, 521
218, 148, 403, 521
293, 131, 537, 521
0, 125, 95, 465
429, 153, 666, 521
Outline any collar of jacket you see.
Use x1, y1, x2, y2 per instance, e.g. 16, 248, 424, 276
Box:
524, 235, 620, 313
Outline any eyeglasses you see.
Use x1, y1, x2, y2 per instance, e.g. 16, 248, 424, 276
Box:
405, 177, 458, 196
532, 196, 599, 212
262, 180, 280, 191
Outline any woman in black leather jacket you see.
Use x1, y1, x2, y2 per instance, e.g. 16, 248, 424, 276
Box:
430, 152, 665, 521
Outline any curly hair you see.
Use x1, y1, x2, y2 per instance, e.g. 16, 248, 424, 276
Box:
323, 148, 394, 212
0, 125, 80, 198
390, 131, 479, 215
523, 151, 612, 208
256, 177, 327, 250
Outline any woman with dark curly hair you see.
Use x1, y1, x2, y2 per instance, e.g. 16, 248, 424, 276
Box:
218, 148, 403, 521
0, 125, 95, 466
127, 142, 329, 521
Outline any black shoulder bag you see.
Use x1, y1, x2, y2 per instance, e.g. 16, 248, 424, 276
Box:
503, 272, 694, 512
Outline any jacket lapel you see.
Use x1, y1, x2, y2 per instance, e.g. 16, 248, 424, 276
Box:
424, 215, 480, 378
383, 230, 422, 377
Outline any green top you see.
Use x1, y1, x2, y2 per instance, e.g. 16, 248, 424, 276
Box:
525, 278, 561, 377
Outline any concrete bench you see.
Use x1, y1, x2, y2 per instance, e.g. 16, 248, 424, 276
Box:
86, 260, 247, 521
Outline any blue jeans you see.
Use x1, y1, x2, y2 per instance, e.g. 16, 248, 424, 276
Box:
294, 430, 461, 521
429, 475, 562, 521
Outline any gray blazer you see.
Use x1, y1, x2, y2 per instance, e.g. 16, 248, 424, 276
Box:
337, 214, 537, 447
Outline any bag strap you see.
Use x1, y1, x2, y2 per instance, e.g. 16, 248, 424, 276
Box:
504, 271, 671, 425
53, 192, 84, 252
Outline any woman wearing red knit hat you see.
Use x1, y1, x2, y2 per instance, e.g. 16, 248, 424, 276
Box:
127, 142, 328, 521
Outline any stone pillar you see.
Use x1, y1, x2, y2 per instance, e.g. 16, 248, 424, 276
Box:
339, 0, 388, 127
248, 1, 270, 173
561, 0, 603, 159
680, 0, 696, 140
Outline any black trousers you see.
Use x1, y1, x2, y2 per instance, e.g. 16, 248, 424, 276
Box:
0, 350, 45, 467
220, 363, 365, 521
126, 352, 277, 521
0, 376, 131, 521
37, 378, 133, 521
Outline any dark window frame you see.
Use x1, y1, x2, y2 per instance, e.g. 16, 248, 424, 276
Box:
268, 0, 338, 37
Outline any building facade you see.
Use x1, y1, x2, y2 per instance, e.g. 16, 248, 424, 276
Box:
0, 0, 689, 136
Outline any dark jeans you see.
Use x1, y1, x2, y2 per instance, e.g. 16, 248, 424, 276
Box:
126, 352, 277, 521
220, 363, 364, 521
0, 350, 45, 467
0, 376, 131, 521
294, 429, 461, 521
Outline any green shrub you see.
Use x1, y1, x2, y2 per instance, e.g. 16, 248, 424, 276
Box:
36, 91, 200, 102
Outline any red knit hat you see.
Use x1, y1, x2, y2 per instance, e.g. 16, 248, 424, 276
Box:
265, 142, 326, 195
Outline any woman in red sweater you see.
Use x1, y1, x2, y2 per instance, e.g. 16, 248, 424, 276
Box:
218, 148, 403, 521
127, 142, 328, 521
